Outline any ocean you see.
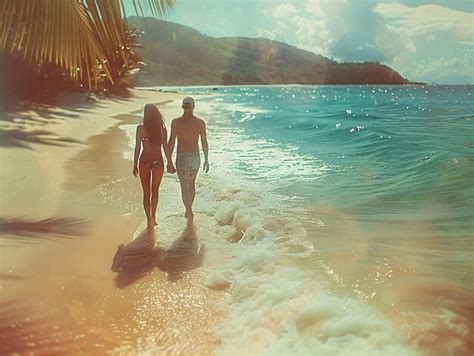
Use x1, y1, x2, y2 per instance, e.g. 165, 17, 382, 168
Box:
124, 85, 473, 355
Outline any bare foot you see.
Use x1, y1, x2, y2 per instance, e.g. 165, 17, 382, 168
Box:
151, 217, 158, 226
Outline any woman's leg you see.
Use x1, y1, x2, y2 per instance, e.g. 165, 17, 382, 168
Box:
150, 164, 164, 224
139, 164, 152, 227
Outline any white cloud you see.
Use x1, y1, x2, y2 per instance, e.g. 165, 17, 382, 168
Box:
259, 0, 415, 62
271, 3, 297, 18
290, 16, 332, 57
304, 0, 325, 17
256, 0, 472, 83
303, 1, 415, 62
256, 22, 292, 44
392, 52, 473, 84
375, 3, 474, 45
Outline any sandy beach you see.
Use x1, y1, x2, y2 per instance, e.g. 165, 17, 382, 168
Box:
1, 86, 472, 356
0, 89, 227, 354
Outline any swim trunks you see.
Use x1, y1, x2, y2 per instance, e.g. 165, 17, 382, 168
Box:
176, 151, 200, 180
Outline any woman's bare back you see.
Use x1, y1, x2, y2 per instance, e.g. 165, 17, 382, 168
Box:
138, 124, 163, 163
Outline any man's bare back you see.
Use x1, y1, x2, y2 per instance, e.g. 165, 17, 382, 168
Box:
171, 115, 205, 153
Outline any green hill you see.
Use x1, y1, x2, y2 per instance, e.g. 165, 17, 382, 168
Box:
129, 17, 411, 86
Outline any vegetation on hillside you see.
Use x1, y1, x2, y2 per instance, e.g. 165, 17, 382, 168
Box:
130, 17, 410, 86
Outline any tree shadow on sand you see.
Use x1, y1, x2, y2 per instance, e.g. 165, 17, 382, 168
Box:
0, 128, 83, 149
0, 217, 90, 241
113, 223, 205, 288
1, 94, 102, 124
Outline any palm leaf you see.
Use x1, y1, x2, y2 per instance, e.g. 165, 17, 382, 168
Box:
0, 0, 175, 91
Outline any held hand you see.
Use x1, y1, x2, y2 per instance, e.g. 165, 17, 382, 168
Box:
203, 160, 209, 173
167, 162, 176, 174
133, 165, 138, 177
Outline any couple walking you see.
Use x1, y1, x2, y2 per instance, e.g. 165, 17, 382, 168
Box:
133, 97, 209, 228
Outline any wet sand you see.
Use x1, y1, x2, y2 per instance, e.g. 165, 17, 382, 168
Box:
0, 91, 227, 354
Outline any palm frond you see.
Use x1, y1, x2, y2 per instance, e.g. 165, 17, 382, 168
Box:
0, 0, 175, 91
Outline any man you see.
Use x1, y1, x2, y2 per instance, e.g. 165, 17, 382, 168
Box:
168, 97, 209, 223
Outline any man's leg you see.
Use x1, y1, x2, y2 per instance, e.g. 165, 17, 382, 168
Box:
178, 170, 192, 218
184, 171, 198, 223
189, 171, 198, 208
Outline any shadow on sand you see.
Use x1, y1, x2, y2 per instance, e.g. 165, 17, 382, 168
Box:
113, 223, 205, 288
0, 217, 90, 240
0, 128, 84, 149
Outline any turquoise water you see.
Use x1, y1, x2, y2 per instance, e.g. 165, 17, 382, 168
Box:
190, 85, 473, 208
185, 85, 473, 267
135, 85, 473, 354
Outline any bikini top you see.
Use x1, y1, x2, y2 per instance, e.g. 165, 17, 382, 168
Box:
141, 135, 162, 145
140, 124, 162, 145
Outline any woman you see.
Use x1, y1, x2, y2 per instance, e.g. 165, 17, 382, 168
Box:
133, 104, 174, 228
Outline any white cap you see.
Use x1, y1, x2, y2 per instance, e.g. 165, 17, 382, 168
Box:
182, 96, 195, 105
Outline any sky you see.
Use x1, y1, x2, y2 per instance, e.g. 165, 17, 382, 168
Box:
127, 0, 474, 84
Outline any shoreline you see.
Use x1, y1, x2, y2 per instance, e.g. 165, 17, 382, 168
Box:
0, 90, 227, 354
136, 83, 438, 90
126, 86, 473, 355
2, 85, 472, 354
